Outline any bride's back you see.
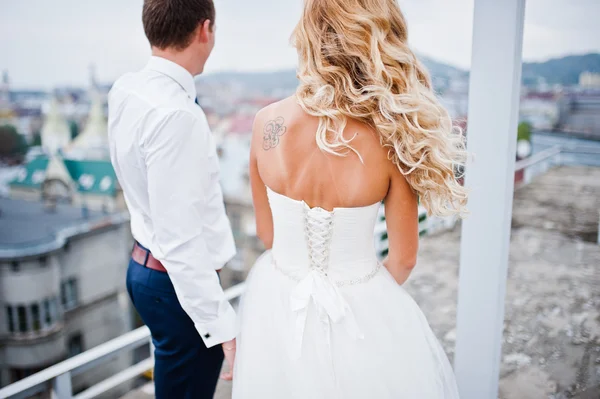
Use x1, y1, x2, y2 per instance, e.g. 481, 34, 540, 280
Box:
252, 96, 392, 211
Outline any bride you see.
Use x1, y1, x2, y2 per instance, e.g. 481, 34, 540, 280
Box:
231, 0, 467, 397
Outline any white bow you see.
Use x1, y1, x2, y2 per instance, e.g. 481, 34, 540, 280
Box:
289, 269, 364, 359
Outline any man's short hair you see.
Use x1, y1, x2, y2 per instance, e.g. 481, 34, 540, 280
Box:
142, 0, 215, 50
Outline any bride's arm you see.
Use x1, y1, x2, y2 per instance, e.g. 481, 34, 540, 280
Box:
249, 111, 274, 250
382, 165, 419, 285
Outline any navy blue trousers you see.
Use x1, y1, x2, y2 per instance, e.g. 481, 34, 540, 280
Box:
126, 258, 224, 399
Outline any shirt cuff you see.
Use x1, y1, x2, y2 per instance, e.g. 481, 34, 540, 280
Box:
194, 303, 237, 348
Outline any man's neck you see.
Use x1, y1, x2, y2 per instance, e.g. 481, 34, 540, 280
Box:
151, 48, 204, 77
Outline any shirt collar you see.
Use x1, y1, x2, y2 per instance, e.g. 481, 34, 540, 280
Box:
145, 56, 197, 100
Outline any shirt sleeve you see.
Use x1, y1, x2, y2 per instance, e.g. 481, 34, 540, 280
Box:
143, 109, 236, 348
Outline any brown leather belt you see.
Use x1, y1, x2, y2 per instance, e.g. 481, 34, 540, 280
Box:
132, 242, 167, 273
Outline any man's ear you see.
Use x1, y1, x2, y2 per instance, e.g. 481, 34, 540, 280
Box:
198, 19, 213, 44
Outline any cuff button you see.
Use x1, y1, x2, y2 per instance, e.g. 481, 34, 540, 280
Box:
204, 333, 211, 339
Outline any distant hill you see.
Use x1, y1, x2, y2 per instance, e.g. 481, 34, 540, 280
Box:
522, 53, 600, 86
200, 54, 466, 94
200, 53, 600, 92
199, 69, 298, 94
419, 54, 467, 80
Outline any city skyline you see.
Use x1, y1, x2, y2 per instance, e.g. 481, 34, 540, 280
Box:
1, 0, 600, 89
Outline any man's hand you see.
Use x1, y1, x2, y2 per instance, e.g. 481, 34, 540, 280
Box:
220, 338, 236, 380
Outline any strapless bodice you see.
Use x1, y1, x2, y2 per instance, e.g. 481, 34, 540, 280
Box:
267, 187, 381, 284
266, 186, 383, 358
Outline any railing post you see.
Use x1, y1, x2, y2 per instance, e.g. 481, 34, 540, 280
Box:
52, 373, 73, 399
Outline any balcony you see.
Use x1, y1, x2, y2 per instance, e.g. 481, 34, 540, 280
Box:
1, 144, 598, 399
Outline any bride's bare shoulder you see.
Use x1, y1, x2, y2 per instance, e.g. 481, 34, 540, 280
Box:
254, 96, 298, 122
252, 96, 310, 143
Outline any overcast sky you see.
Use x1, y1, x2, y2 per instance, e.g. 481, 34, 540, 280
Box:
1, 0, 599, 89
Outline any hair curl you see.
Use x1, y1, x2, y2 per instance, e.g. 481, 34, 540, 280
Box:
292, 0, 468, 217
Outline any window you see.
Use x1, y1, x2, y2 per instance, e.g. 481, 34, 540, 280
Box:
68, 334, 84, 358
17, 306, 27, 333
381, 232, 388, 241
31, 304, 41, 331
380, 248, 389, 258
60, 285, 66, 308
61, 278, 78, 310
50, 298, 59, 322
44, 299, 52, 325
10, 367, 43, 384
6, 306, 14, 333
5, 298, 59, 333
10, 261, 19, 272
68, 279, 78, 307
5, 297, 60, 335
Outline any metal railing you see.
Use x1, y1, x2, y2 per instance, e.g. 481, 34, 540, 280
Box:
514, 146, 561, 187
514, 144, 600, 245
0, 284, 246, 399
514, 144, 600, 186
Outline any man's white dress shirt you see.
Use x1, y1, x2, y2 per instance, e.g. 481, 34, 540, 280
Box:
108, 56, 236, 347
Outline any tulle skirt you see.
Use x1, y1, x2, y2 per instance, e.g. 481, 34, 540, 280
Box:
232, 251, 459, 399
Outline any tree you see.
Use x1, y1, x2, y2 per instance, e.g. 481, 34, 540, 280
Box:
0, 125, 27, 161
69, 120, 79, 140
516, 122, 533, 160
517, 121, 532, 143
30, 132, 42, 147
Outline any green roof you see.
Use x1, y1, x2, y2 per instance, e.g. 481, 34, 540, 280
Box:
10, 157, 50, 188
63, 159, 117, 196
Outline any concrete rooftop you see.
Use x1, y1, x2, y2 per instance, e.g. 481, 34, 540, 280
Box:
124, 165, 600, 399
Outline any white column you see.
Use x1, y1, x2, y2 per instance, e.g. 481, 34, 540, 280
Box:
453, 0, 526, 398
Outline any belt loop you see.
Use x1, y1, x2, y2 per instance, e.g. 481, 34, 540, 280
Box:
143, 248, 150, 267
136, 241, 151, 267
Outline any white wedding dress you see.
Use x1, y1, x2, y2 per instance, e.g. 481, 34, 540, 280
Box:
232, 187, 459, 398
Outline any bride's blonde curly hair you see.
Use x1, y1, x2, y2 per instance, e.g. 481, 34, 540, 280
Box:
292, 0, 468, 217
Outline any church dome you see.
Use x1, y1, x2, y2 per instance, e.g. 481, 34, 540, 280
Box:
71, 91, 108, 151
41, 98, 71, 155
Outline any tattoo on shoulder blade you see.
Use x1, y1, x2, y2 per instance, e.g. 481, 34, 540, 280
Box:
262, 117, 287, 150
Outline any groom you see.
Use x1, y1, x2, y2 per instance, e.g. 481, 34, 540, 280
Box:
108, 0, 237, 397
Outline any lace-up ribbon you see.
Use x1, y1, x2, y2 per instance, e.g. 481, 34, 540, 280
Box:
288, 206, 364, 359
289, 269, 364, 359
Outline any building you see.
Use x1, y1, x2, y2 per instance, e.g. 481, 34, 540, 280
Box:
0, 72, 136, 395
0, 71, 17, 129
0, 197, 133, 393
68, 92, 109, 160
1, 79, 47, 143
555, 92, 600, 140
519, 91, 559, 130
0, 71, 10, 110
579, 71, 600, 89
10, 96, 124, 212
40, 98, 71, 156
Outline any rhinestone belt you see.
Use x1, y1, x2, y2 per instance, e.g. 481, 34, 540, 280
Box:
272, 259, 382, 287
